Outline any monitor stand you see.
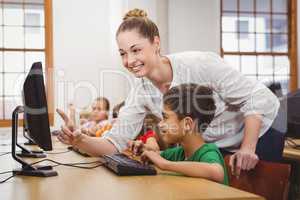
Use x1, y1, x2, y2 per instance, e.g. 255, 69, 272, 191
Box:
16, 144, 46, 158
11, 106, 58, 177
15, 120, 46, 158
23, 126, 37, 145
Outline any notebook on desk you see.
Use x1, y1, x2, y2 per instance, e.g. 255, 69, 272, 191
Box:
102, 153, 157, 176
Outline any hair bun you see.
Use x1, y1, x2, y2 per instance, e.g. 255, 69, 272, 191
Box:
123, 8, 148, 21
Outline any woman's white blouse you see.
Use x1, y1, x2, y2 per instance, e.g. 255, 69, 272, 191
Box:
102, 51, 280, 151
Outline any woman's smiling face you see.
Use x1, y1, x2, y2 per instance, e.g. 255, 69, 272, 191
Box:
116, 30, 159, 78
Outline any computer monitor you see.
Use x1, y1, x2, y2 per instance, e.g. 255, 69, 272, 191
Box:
286, 89, 300, 138
23, 62, 52, 150
11, 62, 57, 177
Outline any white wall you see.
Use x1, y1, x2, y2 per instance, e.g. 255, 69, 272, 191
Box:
52, 0, 168, 128
126, 0, 169, 54
168, 0, 220, 54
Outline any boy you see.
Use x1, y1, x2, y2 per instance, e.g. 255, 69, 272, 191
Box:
130, 83, 228, 185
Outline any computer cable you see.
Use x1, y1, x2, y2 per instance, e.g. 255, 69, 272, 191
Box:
0, 152, 11, 157
0, 174, 15, 184
0, 158, 105, 184
0, 171, 13, 175
0, 148, 71, 157
32, 158, 105, 169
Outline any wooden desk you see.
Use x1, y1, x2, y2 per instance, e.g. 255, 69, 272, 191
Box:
283, 139, 300, 160
283, 139, 300, 199
0, 137, 264, 200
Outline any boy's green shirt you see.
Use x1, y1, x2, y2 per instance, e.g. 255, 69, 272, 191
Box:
160, 143, 229, 185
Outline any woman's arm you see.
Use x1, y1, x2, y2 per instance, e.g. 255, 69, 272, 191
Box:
204, 53, 279, 175
58, 82, 149, 153
241, 114, 262, 151
58, 125, 117, 156
229, 115, 261, 177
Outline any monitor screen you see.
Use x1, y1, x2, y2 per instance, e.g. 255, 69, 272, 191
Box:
22, 62, 52, 150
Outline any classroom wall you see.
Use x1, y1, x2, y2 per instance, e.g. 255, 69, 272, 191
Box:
168, 0, 220, 54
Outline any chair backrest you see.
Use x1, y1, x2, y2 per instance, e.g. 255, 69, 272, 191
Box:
224, 155, 291, 200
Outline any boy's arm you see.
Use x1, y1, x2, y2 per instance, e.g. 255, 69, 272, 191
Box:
164, 161, 224, 183
142, 150, 224, 183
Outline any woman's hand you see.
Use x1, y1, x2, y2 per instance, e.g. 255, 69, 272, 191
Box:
229, 148, 259, 177
56, 108, 75, 131
229, 114, 261, 177
141, 150, 169, 169
57, 125, 84, 146
127, 140, 144, 156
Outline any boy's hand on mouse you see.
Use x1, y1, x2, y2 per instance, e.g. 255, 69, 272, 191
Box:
141, 150, 169, 170
127, 140, 144, 156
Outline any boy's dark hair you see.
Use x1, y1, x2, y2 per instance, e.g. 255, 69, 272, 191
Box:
163, 83, 216, 133
112, 101, 125, 118
95, 97, 110, 111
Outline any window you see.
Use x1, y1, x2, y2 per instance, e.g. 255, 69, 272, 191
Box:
0, 0, 53, 127
221, 0, 297, 94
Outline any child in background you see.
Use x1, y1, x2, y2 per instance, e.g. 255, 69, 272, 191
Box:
133, 112, 167, 152
129, 83, 229, 185
80, 97, 110, 136
137, 113, 160, 143
94, 101, 125, 137
57, 97, 110, 136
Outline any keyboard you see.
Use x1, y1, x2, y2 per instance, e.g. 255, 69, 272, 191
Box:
102, 153, 157, 176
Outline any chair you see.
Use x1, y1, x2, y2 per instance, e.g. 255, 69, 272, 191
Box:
224, 155, 291, 200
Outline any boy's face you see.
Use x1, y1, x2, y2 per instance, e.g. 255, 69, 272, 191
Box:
90, 100, 107, 122
158, 105, 185, 145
